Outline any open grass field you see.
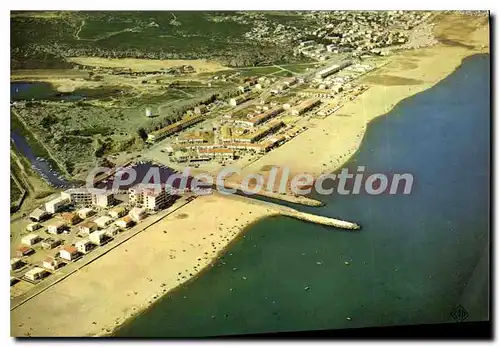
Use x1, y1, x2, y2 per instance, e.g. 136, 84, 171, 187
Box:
282, 63, 319, 73
236, 66, 282, 76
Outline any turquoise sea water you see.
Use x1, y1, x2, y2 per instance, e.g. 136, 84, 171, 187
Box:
115, 54, 490, 337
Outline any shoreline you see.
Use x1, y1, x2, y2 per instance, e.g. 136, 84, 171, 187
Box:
10, 14, 489, 337
236, 48, 488, 184
11, 194, 279, 337
107, 211, 284, 337
104, 48, 488, 336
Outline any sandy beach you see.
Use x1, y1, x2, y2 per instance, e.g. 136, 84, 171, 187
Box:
235, 15, 489, 181
10, 13, 489, 337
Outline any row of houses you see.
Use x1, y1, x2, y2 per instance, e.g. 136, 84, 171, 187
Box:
173, 148, 236, 163
29, 189, 116, 222
231, 121, 285, 143
16, 205, 150, 272
315, 61, 353, 79
147, 114, 205, 143
176, 130, 212, 144
297, 89, 337, 99
231, 106, 285, 128
229, 93, 254, 107
270, 77, 298, 94
291, 99, 321, 116
14, 183, 179, 286
223, 135, 286, 154
317, 104, 343, 117
219, 125, 247, 143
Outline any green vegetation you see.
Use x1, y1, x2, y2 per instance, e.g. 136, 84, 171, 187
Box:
10, 146, 55, 212
9, 11, 329, 180
11, 11, 310, 69
237, 66, 282, 76
283, 63, 318, 73
272, 70, 294, 77
14, 103, 144, 172
10, 176, 22, 202
11, 81, 241, 175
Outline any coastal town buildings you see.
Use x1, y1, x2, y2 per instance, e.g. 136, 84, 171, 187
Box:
177, 131, 212, 144
115, 216, 134, 229
61, 212, 81, 226
129, 184, 174, 211
21, 234, 41, 246
109, 206, 128, 219
147, 114, 205, 143
232, 107, 284, 128
16, 246, 34, 257
94, 215, 113, 228
77, 207, 95, 220
89, 229, 108, 246
92, 191, 115, 208
61, 188, 92, 206
26, 222, 41, 232
220, 125, 248, 143
10, 258, 24, 271
297, 89, 336, 99
47, 221, 67, 235
29, 208, 50, 222
315, 61, 353, 79
229, 94, 253, 107
24, 267, 47, 282
43, 257, 61, 271
41, 238, 62, 250
129, 207, 147, 222
61, 188, 115, 208
45, 196, 70, 214
75, 239, 93, 254
59, 246, 79, 261
197, 148, 235, 160
104, 225, 120, 238
291, 99, 321, 116
79, 221, 98, 235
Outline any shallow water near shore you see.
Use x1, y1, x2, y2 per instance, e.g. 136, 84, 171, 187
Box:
115, 54, 490, 337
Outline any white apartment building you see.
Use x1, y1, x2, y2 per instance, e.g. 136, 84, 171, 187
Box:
129, 206, 148, 222
92, 191, 115, 208
61, 188, 92, 206
128, 184, 174, 211
45, 196, 71, 214
62, 188, 115, 208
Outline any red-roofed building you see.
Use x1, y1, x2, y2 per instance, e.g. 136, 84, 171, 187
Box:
59, 246, 79, 261
16, 246, 34, 257
43, 257, 61, 271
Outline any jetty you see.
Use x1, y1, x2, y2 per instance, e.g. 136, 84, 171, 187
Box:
220, 180, 324, 207
280, 208, 360, 230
